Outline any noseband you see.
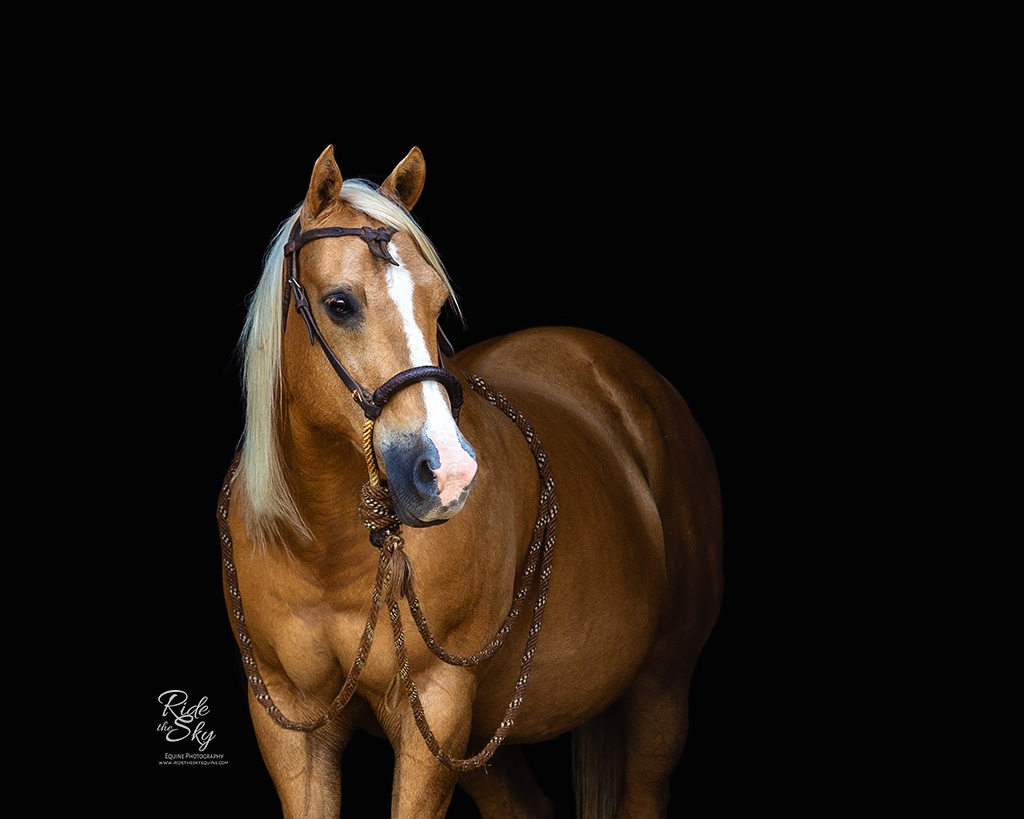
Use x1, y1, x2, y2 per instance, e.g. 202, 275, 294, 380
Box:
283, 219, 463, 422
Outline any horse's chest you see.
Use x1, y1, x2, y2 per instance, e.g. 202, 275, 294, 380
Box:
250, 583, 386, 700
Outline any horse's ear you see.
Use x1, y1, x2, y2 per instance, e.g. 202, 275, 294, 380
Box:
381, 147, 426, 211
303, 145, 343, 220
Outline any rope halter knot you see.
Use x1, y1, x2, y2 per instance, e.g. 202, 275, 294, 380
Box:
358, 419, 413, 603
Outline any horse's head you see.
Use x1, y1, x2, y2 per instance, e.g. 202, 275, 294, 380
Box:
279, 145, 477, 528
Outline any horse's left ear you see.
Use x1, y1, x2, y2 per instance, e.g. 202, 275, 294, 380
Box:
381, 147, 426, 211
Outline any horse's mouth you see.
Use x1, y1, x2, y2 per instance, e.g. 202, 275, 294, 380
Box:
390, 480, 475, 528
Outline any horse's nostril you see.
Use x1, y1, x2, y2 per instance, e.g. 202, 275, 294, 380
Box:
414, 458, 438, 493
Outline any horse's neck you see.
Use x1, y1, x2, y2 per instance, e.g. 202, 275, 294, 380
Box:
452, 392, 545, 566
278, 391, 540, 573
258, 392, 543, 652
281, 417, 372, 553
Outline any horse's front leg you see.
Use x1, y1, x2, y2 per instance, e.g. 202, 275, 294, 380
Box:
249, 689, 362, 819
384, 666, 476, 818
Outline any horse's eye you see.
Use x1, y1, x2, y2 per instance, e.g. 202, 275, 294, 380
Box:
325, 295, 354, 320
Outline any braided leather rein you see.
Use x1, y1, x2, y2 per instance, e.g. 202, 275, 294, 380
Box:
217, 374, 558, 771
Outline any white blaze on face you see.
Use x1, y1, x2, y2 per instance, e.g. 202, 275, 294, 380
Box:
385, 246, 477, 506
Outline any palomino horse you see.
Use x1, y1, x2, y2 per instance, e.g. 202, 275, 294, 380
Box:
219, 145, 722, 818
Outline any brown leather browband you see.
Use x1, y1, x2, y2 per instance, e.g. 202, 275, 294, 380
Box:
286, 224, 399, 266
282, 218, 463, 421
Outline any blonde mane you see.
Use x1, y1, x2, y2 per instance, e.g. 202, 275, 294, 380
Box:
236, 179, 461, 550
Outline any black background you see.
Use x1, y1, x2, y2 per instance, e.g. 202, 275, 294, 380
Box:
126, 21, 1013, 816
147, 103, 815, 816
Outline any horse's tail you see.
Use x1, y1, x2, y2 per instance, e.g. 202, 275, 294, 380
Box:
572, 705, 625, 819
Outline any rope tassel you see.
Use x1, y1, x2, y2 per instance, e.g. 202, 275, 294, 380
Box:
358, 481, 414, 603
386, 536, 414, 604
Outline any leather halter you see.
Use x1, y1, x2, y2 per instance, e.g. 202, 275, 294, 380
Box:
283, 218, 463, 421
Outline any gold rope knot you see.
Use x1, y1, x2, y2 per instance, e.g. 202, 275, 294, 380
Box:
359, 481, 401, 541
358, 481, 412, 602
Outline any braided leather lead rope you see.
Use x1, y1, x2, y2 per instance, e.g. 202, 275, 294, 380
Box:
216, 374, 558, 770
